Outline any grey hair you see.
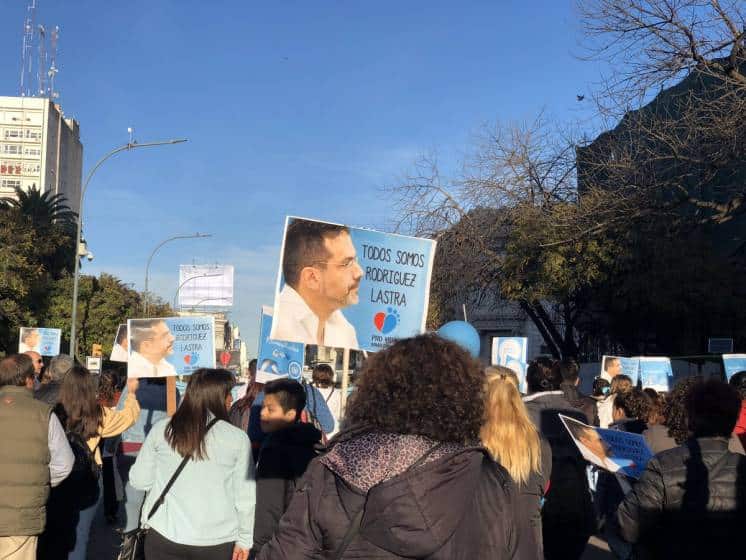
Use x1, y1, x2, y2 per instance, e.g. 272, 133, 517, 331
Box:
48, 354, 74, 382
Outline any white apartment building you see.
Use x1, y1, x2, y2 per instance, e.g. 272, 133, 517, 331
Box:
0, 96, 83, 213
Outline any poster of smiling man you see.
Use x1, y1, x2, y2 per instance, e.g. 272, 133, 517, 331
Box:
127, 317, 215, 378
18, 327, 61, 356
271, 216, 436, 352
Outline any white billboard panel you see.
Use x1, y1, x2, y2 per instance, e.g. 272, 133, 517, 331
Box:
178, 264, 234, 307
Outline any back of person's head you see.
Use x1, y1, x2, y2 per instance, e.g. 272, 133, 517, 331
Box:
97, 370, 118, 405
555, 358, 580, 384
664, 376, 701, 444
481, 367, 542, 485
166, 368, 235, 460
346, 334, 484, 444
58, 365, 103, 439
613, 388, 652, 421
686, 378, 741, 438
728, 371, 746, 400
485, 366, 519, 388
610, 374, 633, 395
592, 377, 611, 397
0, 354, 35, 388
526, 357, 561, 394
264, 378, 307, 419
312, 364, 335, 388
643, 388, 667, 425
48, 354, 73, 382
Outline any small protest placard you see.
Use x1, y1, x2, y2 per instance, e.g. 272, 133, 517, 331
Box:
491, 337, 528, 392
560, 414, 653, 479
127, 317, 215, 378
18, 327, 61, 356
257, 306, 305, 383
110, 324, 128, 362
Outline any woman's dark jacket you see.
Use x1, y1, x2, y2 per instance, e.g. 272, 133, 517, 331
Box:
257, 428, 518, 559
616, 437, 746, 559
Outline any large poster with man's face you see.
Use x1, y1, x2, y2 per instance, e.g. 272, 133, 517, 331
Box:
18, 327, 61, 356
271, 217, 436, 352
126, 317, 215, 378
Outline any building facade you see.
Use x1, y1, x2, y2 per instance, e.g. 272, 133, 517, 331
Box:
0, 96, 83, 212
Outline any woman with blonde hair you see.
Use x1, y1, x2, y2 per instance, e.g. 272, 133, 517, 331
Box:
481, 366, 551, 560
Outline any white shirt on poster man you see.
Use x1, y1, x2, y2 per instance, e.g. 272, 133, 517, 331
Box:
128, 350, 177, 378
274, 285, 359, 349
110, 344, 128, 362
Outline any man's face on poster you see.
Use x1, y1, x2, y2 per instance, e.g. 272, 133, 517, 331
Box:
605, 358, 621, 378
578, 428, 611, 461
141, 321, 175, 361
23, 329, 40, 349
313, 232, 363, 309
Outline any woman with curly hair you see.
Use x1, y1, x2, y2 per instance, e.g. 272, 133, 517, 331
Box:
643, 377, 699, 454
482, 366, 551, 560
257, 334, 518, 560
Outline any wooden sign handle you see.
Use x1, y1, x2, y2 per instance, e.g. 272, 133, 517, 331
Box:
167, 376, 177, 416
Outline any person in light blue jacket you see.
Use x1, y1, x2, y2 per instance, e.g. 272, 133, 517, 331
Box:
130, 369, 255, 560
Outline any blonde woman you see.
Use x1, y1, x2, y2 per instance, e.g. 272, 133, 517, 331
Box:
482, 366, 552, 560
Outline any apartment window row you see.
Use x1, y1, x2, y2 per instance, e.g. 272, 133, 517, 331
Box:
1, 179, 21, 190
2, 128, 42, 141
1, 144, 42, 157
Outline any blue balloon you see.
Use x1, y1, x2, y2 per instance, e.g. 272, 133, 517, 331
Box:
437, 321, 481, 358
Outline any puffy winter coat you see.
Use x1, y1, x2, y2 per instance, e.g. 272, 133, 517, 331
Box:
616, 437, 746, 559
257, 428, 518, 559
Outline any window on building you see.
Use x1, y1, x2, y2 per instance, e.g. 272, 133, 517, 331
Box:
4, 129, 22, 139
2, 144, 23, 155
1, 179, 21, 190
24, 146, 41, 157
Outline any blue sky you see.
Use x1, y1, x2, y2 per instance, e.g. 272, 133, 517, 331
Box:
0, 0, 603, 353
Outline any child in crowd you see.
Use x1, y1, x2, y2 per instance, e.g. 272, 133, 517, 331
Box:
252, 379, 322, 556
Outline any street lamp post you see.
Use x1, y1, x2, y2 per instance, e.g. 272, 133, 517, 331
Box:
144, 233, 212, 315
69, 138, 187, 359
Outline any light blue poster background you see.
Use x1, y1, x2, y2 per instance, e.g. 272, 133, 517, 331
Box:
491, 337, 528, 393
18, 327, 61, 356
639, 358, 673, 391
258, 307, 305, 380
619, 357, 640, 385
596, 428, 653, 479
343, 228, 435, 352
723, 354, 746, 381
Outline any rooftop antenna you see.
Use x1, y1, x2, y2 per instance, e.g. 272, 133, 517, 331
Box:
19, 0, 37, 97
127, 127, 134, 144
48, 25, 59, 99
37, 24, 47, 96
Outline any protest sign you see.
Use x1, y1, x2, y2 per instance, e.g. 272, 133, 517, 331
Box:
491, 337, 528, 392
86, 356, 102, 374
127, 316, 215, 378
110, 324, 128, 362
723, 354, 746, 381
600, 355, 639, 385
638, 357, 673, 391
258, 306, 305, 383
18, 327, 61, 356
270, 216, 436, 352
560, 414, 653, 479
178, 264, 234, 307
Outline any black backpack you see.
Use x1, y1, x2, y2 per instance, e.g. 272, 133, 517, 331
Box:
52, 406, 101, 510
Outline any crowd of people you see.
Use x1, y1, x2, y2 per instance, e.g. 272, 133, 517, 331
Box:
1, 338, 746, 559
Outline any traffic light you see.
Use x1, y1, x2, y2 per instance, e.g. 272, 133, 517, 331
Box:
92, 343, 102, 357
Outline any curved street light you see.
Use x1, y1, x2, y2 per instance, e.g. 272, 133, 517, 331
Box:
69, 138, 188, 358
144, 233, 212, 315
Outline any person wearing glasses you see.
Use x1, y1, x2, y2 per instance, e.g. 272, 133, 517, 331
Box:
128, 319, 177, 378
273, 219, 363, 349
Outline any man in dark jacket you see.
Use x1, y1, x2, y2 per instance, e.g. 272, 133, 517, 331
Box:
34, 354, 72, 406
253, 379, 321, 555
616, 378, 746, 558
523, 358, 595, 560
556, 358, 598, 425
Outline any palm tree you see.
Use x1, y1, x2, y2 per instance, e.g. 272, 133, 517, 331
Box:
0, 186, 77, 234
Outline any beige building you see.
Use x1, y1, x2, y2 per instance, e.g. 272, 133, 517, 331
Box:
0, 96, 83, 213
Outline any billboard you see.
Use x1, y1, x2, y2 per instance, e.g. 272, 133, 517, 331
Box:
18, 327, 61, 356
178, 264, 234, 307
270, 216, 436, 351
127, 316, 215, 378
257, 306, 305, 383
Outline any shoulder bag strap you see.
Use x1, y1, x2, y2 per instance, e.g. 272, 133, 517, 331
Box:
333, 441, 446, 559
325, 387, 335, 404
146, 417, 220, 520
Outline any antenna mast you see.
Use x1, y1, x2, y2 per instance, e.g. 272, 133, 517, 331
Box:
48, 26, 59, 99
37, 24, 47, 96
19, 0, 36, 97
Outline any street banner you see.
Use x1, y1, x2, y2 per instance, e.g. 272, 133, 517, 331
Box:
18, 327, 61, 356
271, 216, 436, 352
110, 324, 128, 362
638, 357, 673, 392
178, 264, 234, 307
127, 316, 215, 378
491, 337, 528, 393
723, 354, 746, 381
258, 306, 305, 383
560, 414, 653, 479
